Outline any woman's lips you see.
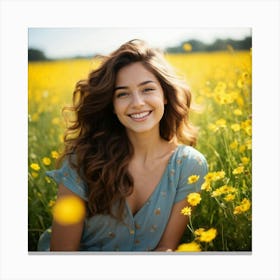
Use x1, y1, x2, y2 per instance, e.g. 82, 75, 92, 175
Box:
128, 111, 152, 121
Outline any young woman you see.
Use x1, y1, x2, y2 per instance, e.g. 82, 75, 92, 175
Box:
37, 39, 208, 252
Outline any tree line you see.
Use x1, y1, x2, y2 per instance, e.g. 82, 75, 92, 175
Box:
166, 36, 252, 53
28, 36, 252, 61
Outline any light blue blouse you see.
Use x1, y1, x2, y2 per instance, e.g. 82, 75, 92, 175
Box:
37, 145, 208, 251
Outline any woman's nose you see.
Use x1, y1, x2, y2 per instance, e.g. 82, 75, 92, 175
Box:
131, 92, 145, 107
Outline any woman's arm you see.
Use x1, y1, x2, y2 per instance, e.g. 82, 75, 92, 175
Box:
154, 199, 191, 251
50, 184, 86, 251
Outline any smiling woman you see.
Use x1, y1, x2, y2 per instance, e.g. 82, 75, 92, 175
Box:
37, 39, 208, 252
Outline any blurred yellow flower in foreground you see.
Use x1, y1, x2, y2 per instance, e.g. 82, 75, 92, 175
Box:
176, 242, 201, 252
52, 195, 86, 225
187, 192, 201, 206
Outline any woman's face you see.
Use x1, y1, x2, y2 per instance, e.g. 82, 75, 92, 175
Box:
113, 62, 166, 137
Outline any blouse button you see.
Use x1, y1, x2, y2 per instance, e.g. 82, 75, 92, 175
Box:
130, 229, 135, 235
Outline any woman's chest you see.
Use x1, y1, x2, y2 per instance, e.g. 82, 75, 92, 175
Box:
126, 158, 170, 215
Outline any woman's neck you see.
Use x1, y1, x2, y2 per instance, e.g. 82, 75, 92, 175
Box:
127, 130, 175, 166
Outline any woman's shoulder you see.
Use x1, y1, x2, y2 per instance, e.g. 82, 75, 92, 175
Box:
175, 144, 207, 162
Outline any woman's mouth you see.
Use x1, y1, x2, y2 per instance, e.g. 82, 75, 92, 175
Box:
128, 111, 152, 121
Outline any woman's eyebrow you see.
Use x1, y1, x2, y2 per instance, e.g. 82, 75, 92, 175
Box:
114, 80, 156, 91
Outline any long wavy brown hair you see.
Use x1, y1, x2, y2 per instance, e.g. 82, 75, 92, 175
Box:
59, 39, 198, 219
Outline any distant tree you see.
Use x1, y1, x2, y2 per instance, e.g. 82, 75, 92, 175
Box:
28, 48, 48, 61
165, 36, 252, 53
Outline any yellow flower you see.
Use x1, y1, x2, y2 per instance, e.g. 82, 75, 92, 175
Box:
201, 181, 211, 192
188, 175, 200, 184
187, 192, 201, 206
245, 126, 252, 136
198, 228, 217, 243
211, 185, 237, 197
233, 109, 242, 116
208, 123, 218, 132
181, 206, 192, 216
224, 194, 235, 201
52, 195, 86, 225
204, 171, 225, 182
183, 43, 192, 52
52, 117, 60, 125
241, 157, 250, 165
231, 123, 241, 132
42, 157, 51, 166
239, 145, 246, 153
215, 118, 227, 128
233, 198, 251, 214
232, 166, 244, 175
30, 163, 40, 171
31, 172, 39, 178
51, 151, 59, 159
194, 228, 205, 236
176, 242, 201, 252
230, 140, 238, 150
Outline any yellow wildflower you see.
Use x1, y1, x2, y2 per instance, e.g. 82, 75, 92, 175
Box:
241, 157, 250, 165
211, 185, 236, 197
194, 228, 205, 236
188, 175, 200, 184
198, 228, 217, 243
224, 194, 235, 201
233, 109, 242, 116
201, 180, 211, 192
239, 145, 246, 153
181, 206, 192, 216
234, 198, 251, 214
230, 140, 238, 150
232, 166, 244, 175
187, 192, 201, 206
204, 171, 225, 182
215, 118, 227, 128
31, 172, 39, 178
52, 195, 86, 225
30, 163, 40, 171
42, 157, 51, 166
231, 123, 241, 132
176, 242, 201, 252
208, 123, 218, 132
51, 151, 59, 159
245, 139, 252, 150
52, 117, 60, 125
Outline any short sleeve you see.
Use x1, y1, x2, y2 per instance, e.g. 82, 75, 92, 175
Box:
174, 146, 208, 203
46, 158, 88, 201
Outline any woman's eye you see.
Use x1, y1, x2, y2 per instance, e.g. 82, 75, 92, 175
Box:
143, 88, 154, 93
116, 92, 128, 98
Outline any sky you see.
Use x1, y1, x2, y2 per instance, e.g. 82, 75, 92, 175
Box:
28, 27, 251, 59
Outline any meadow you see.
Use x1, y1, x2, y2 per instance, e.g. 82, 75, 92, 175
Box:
28, 49, 252, 252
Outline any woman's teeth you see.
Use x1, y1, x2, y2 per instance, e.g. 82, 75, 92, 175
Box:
130, 111, 151, 119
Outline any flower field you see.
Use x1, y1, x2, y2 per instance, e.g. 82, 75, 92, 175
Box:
28, 49, 252, 251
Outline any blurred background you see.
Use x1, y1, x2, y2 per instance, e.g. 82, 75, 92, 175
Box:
28, 27, 251, 60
